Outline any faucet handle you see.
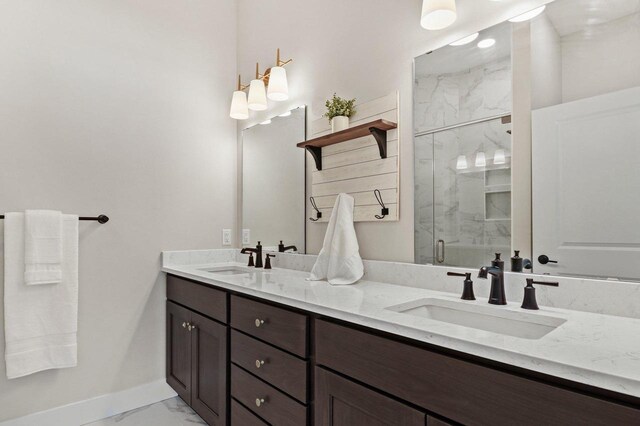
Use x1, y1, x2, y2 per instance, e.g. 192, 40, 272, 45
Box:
247, 252, 255, 267
522, 278, 559, 310
265, 254, 276, 270
447, 272, 475, 301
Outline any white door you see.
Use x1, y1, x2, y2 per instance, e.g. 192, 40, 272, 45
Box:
532, 86, 640, 280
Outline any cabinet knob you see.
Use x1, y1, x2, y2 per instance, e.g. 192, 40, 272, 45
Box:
255, 397, 266, 407
182, 322, 187, 329
255, 359, 265, 369
255, 319, 265, 328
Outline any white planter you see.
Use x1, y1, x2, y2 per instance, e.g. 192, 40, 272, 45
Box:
331, 116, 349, 133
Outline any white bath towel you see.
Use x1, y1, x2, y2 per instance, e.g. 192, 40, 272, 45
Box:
4, 212, 79, 379
24, 209, 63, 285
309, 193, 364, 285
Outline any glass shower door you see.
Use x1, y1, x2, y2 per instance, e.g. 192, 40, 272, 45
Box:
432, 117, 512, 268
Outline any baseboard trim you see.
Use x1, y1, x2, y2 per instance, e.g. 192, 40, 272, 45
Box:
0, 379, 177, 426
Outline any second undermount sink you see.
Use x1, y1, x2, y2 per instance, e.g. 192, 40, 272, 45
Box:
386, 298, 566, 340
198, 266, 252, 276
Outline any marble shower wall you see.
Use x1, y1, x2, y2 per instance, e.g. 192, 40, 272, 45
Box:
414, 54, 512, 266
414, 55, 512, 134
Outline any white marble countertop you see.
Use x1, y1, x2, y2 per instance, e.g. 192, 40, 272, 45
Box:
162, 262, 640, 399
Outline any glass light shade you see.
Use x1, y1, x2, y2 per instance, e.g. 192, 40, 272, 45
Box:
267, 66, 289, 101
229, 90, 249, 120
456, 155, 468, 170
509, 6, 546, 23
248, 79, 268, 111
494, 149, 506, 165
477, 38, 496, 49
475, 152, 486, 168
421, 0, 457, 30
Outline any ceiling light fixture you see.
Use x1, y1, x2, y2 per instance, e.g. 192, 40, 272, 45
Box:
509, 5, 546, 23
421, 0, 457, 30
450, 32, 479, 46
477, 38, 496, 49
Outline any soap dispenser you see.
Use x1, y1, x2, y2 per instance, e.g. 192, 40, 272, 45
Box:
511, 250, 523, 272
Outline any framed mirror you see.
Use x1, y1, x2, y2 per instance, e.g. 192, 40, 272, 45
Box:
242, 106, 306, 253
413, 0, 640, 281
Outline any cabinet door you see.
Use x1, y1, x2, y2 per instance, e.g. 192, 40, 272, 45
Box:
166, 301, 192, 402
315, 367, 425, 426
190, 311, 228, 426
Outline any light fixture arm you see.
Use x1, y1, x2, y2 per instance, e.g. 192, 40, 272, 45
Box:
235, 49, 293, 92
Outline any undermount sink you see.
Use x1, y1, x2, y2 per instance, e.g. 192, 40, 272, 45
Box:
386, 298, 566, 340
198, 266, 252, 276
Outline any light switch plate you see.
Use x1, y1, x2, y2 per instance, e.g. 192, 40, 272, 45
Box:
222, 229, 232, 246
242, 229, 250, 245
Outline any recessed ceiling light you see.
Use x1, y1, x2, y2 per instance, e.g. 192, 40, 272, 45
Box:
509, 5, 546, 22
477, 38, 496, 49
260, 119, 272, 125
278, 111, 292, 117
449, 32, 479, 46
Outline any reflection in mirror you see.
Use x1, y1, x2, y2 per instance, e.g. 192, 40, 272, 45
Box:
242, 107, 306, 253
414, 22, 512, 268
414, 0, 640, 281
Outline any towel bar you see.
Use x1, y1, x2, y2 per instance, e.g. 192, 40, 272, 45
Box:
0, 214, 109, 224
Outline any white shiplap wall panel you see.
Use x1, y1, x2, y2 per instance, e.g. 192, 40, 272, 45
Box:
309, 92, 399, 222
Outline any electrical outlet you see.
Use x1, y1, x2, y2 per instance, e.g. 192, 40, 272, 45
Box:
242, 229, 250, 245
222, 229, 232, 246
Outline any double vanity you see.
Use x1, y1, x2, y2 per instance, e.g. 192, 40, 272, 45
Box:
162, 250, 640, 426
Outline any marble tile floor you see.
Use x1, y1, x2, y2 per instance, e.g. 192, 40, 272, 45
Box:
84, 397, 206, 425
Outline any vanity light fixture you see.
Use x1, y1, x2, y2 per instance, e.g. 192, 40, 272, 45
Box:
456, 155, 468, 170
229, 76, 249, 120
477, 38, 496, 49
267, 49, 291, 101
450, 32, 479, 46
230, 48, 293, 120
509, 5, 546, 22
248, 63, 268, 111
421, 0, 457, 30
475, 152, 487, 168
493, 149, 506, 165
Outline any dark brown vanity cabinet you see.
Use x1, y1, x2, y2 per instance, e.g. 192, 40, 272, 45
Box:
166, 274, 640, 426
166, 276, 228, 426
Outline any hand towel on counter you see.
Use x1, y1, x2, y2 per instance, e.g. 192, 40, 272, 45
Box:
309, 193, 364, 285
4, 212, 79, 379
24, 209, 63, 285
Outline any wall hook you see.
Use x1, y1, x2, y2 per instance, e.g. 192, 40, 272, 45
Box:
374, 189, 389, 219
309, 197, 322, 222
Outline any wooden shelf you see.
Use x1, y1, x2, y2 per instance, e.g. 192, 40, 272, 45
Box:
297, 119, 397, 170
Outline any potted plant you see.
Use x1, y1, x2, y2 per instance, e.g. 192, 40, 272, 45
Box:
324, 93, 356, 133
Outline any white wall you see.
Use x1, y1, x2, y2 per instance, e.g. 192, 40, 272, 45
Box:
237, 0, 551, 262
0, 0, 237, 421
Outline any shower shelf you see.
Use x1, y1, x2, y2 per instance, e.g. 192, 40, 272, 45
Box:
297, 119, 397, 170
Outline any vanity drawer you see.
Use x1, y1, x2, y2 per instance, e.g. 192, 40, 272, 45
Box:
315, 319, 640, 426
231, 364, 307, 426
166, 275, 227, 323
231, 329, 308, 402
230, 295, 308, 357
231, 399, 268, 426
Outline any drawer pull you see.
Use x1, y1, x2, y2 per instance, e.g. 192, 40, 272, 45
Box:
255, 318, 265, 328
182, 322, 187, 329
255, 359, 265, 368
255, 397, 266, 407
188, 324, 197, 331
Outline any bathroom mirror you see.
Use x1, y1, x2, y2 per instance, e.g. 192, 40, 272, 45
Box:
242, 106, 306, 253
413, 0, 640, 281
